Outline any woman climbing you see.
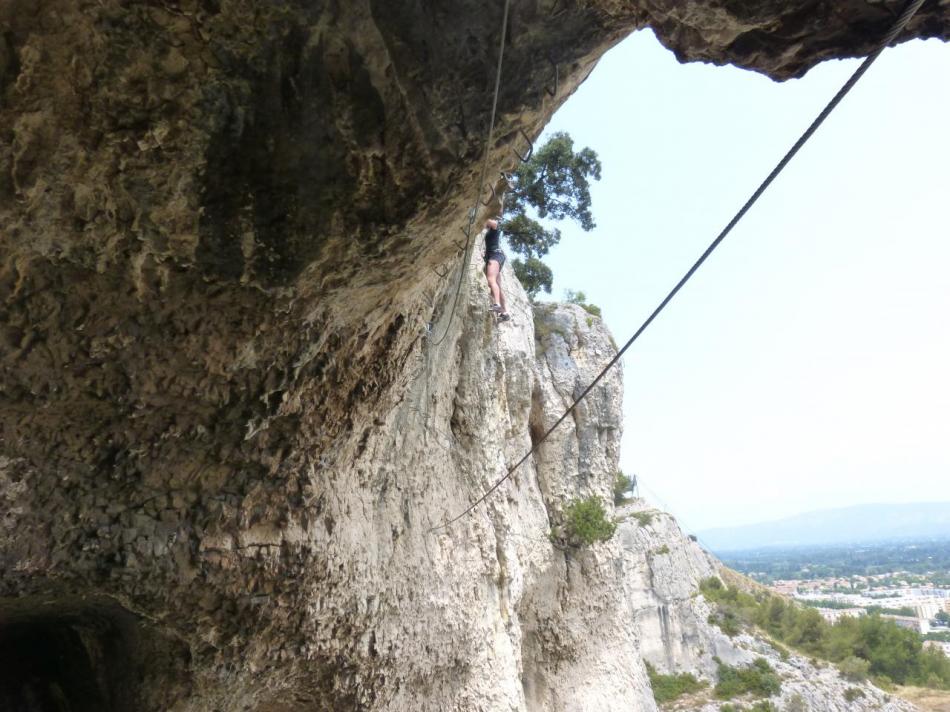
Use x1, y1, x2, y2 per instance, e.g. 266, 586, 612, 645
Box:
483, 218, 510, 322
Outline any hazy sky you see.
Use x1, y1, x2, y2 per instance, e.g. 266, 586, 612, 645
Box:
531, 30, 950, 531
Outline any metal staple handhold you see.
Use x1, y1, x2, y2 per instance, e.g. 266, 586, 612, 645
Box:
512, 128, 534, 162
480, 182, 497, 206
545, 56, 559, 97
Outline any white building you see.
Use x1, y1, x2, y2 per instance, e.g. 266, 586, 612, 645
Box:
814, 607, 866, 624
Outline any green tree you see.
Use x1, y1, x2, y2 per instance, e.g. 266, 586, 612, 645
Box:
560, 496, 616, 546
512, 256, 553, 297
503, 132, 601, 297
613, 472, 635, 506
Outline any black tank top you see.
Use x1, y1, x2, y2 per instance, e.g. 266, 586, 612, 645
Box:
485, 227, 501, 253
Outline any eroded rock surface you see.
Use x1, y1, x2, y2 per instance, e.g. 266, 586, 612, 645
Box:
619, 504, 746, 677
2, 0, 949, 709
618, 503, 920, 711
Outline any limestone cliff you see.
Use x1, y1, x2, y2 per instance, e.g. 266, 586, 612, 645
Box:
619, 502, 920, 711
0, 222, 639, 709
3, 1, 950, 709
1, 226, 926, 711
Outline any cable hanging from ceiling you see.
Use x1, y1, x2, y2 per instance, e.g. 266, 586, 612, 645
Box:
429, 0, 512, 347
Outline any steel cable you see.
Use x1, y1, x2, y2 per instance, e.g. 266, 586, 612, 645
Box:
430, 0, 927, 532
430, 0, 512, 347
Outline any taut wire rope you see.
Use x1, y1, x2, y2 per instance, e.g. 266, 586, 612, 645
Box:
430, 0, 927, 533
430, 0, 512, 347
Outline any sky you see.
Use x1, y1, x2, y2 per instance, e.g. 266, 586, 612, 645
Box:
529, 30, 950, 531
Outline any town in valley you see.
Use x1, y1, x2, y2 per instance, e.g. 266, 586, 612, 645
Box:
718, 539, 950, 657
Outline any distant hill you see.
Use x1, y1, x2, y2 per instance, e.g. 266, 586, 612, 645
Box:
700, 502, 950, 552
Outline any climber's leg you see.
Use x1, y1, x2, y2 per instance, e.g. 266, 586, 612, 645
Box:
484, 259, 502, 307
496, 265, 507, 314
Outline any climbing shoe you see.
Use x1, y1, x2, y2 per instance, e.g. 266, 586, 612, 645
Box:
498, 312, 511, 322
490, 303, 503, 313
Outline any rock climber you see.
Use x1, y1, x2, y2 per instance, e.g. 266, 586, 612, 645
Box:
483, 218, 510, 322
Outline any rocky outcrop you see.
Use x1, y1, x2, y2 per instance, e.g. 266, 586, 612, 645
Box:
618, 503, 920, 711
2, 1, 949, 709
619, 503, 748, 677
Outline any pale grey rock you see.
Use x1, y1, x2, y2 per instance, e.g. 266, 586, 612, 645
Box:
1, 221, 927, 711
618, 505, 921, 711
619, 502, 750, 677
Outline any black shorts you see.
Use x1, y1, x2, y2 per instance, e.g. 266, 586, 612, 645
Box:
484, 250, 506, 269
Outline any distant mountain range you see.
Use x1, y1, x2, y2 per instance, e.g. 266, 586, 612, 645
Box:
699, 502, 950, 552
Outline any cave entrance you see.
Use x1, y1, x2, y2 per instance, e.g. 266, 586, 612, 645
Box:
0, 604, 141, 712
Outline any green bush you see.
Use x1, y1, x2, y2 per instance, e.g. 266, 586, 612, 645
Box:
613, 471, 635, 505
838, 656, 870, 682
714, 658, 781, 700
708, 610, 742, 637
873, 675, 895, 692
768, 640, 790, 661
721, 703, 777, 712
564, 289, 602, 318
629, 510, 654, 527
784, 692, 806, 712
700, 577, 762, 637
562, 496, 616, 545
645, 662, 706, 704
844, 687, 865, 702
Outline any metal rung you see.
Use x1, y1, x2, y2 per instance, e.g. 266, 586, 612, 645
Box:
513, 129, 533, 162
480, 182, 497, 206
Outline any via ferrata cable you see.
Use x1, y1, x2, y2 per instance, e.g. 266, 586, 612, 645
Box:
430, 0, 512, 347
